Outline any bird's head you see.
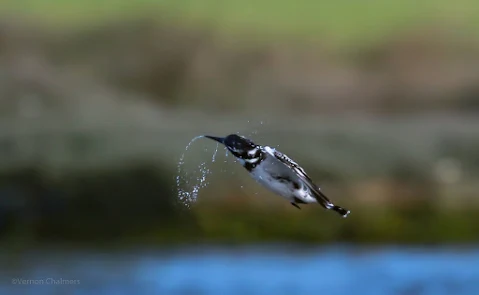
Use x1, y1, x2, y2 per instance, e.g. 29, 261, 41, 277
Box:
204, 134, 259, 160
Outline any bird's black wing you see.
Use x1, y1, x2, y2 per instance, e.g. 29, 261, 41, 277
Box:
268, 148, 334, 207
268, 147, 350, 217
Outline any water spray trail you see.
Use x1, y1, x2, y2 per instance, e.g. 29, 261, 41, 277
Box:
177, 126, 268, 207
176, 136, 222, 208
176, 135, 208, 208
212, 142, 219, 163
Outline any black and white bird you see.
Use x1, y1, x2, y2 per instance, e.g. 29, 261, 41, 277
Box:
205, 134, 350, 218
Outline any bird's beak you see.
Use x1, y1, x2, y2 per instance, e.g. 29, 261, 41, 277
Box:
204, 135, 225, 144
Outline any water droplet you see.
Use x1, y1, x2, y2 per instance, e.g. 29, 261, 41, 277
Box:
176, 135, 219, 208
211, 142, 219, 162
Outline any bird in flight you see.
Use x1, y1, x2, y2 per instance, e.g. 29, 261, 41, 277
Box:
205, 134, 350, 217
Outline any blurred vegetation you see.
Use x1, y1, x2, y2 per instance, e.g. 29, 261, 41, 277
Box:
0, 156, 478, 246
2, 0, 479, 47
193, 198, 479, 245
0, 12, 478, 112
0, 1, 478, 246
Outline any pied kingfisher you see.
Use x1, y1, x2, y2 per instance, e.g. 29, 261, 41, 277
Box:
205, 134, 350, 218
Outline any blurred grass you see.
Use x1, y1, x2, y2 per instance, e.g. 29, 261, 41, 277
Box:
1, 0, 479, 47
1, 162, 478, 247
192, 200, 479, 245
1, 112, 478, 182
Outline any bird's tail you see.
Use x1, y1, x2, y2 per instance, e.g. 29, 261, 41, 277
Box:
332, 205, 350, 218
314, 189, 350, 218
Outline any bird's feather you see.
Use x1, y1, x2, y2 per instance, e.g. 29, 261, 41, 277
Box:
264, 147, 334, 209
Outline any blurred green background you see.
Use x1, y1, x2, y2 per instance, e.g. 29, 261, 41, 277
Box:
0, 1, 478, 294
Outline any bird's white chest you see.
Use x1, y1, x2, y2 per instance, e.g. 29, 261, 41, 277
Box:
250, 165, 291, 198
249, 156, 314, 203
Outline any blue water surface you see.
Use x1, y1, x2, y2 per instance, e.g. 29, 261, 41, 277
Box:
1, 245, 478, 295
